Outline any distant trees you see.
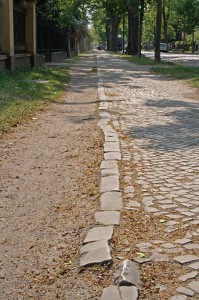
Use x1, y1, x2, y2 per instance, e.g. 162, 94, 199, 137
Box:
174, 0, 199, 52
34, 0, 199, 58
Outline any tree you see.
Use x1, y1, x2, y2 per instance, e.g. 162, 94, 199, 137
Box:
155, 0, 162, 62
174, 0, 199, 52
126, 0, 140, 55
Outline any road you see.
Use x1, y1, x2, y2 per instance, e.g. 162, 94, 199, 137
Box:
143, 51, 199, 67
97, 52, 199, 299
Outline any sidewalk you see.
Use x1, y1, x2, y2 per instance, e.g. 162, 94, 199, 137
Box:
0, 51, 199, 300
96, 52, 199, 299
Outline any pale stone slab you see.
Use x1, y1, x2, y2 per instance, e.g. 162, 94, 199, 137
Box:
101, 168, 119, 177
104, 142, 120, 152
101, 160, 118, 169
145, 207, 159, 213
162, 243, 176, 249
178, 271, 198, 282
150, 253, 169, 262
189, 261, 199, 270
104, 131, 118, 138
120, 286, 139, 300
100, 286, 139, 300
104, 152, 121, 160
133, 257, 151, 264
176, 287, 194, 296
100, 192, 123, 211
127, 201, 140, 208
188, 281, 199, 293
114, 260, 140, 287
169, 295, 187, 300
174, 255, 199, 264
95, 211, 120, 226
100, 175, 120, 193
100, 286, 120, 300
183, 243, 199, 250
83, 226, 114, 244
105, 135, 119, 142
99, 103, 108, 110
174, 238, 192, 245
99, 112, 111, 120
80, 240, 112, 267
101, 125, 114, 133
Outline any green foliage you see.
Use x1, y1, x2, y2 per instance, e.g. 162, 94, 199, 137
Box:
0, 67, 69, 134
36, 0, 94, 30
91, 8, 107, 45
174, 0, 199, 34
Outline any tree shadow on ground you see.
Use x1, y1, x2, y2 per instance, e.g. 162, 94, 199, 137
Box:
127, 98, 199, 151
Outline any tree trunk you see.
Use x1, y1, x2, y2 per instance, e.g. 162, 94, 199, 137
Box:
127, 7, 139, 55
106, 8, 112, 50
192, 31, 195, 54
111, 16, 121, 51
162, 0, 168, 44
138, 0, 145, 57
155, 0, 162, 62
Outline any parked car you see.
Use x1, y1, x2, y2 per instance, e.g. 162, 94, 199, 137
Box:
160, 43, 168, 53
97, 44, 105, 50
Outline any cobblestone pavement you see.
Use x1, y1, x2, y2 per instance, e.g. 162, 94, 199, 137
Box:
97, 52, 199, 299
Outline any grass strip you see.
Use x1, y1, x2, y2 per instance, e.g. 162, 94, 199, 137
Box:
151, 65, 199, 89
109, 51, 173, 66
0, 66, 69, 134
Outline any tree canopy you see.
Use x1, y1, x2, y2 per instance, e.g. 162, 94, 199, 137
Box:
20, 0, 199, 56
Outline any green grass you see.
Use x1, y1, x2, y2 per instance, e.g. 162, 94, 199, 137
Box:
109, 51, 174, 66
91, 66, 98, 73
151, 65, 199, 89
120, 53, 157, 65
0, 66, 69, 134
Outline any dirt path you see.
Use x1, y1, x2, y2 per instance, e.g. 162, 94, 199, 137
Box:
0, 53, 105, 300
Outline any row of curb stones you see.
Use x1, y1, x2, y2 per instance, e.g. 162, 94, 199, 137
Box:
79, 63, 140, 300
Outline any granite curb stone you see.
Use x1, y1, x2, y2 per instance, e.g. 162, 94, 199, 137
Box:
80, 240, 112, 267
114, 260, 140, 287
83, 226, 114, 244
95, 211, 121, 225
100, 192, 123, 211
100, 286, 139, 300
100, 175, 120, 193
95, 57, 140, 300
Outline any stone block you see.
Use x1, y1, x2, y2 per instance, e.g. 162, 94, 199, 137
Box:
100, 286, 120, 300
95, 211, 120, 226
83, 226, 114, 244
120, 286, 139, 300
100, 175, 120, 193
178, 271, 198, 282
174, 255, 199, 264
100, 192, 123, 211
101, 160, 118, 169
187, 281, 199, 293
104, 142, 120, 152
80, 240, 112, 267
101, 168, 119, 177
104, 152, 121, 160
114, 260, 140, 287
100, 286, 139, 300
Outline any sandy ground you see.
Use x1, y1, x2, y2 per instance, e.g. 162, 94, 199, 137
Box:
0, 53, 106, 300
